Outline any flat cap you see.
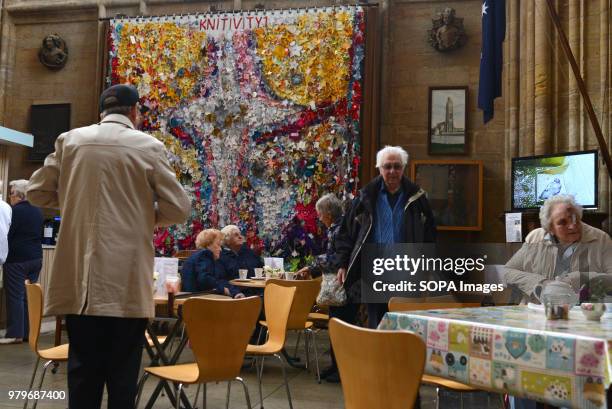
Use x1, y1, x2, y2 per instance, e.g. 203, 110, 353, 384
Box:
99, 84, 139, 112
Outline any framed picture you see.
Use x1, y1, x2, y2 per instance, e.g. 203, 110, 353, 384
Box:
411, 160, 483, 231
28, 103, 71, 161
428, 86, 467, 155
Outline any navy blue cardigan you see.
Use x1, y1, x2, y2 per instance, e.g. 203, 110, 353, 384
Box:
181, 249, 241, 296
6, 200, 43, 263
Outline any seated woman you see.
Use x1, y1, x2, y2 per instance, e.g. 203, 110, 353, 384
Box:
219, 225, 264, 278
181, 229, 244, 298
504, 195, 612, 303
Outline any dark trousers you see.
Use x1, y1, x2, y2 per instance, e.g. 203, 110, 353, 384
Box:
3, 259, 42, 339
66, 315, 147, 409
328, 303, 359, 371
367, 302, 389, 329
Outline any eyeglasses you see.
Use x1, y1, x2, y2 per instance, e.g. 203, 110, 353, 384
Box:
381, 163, 403, 171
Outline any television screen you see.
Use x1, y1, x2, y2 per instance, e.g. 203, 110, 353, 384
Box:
511, 150, 598, 210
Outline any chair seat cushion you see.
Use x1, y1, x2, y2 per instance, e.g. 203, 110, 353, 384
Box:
307, 312, 329, 322
145, 363, 199, 384
258, 320, 313, 330
38, 343, 69, 361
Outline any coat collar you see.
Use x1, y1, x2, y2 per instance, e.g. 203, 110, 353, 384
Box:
543, 222, 602, 245
360, 175, 420, 211
100, 114, 135, 129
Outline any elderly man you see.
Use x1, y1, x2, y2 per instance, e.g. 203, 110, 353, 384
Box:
0, 180, 43, 345
335, 146, 436, 329
219, 225, 263, 279
504, 195, 612, 303
27, 84, 190, 409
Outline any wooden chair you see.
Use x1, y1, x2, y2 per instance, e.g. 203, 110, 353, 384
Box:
137, 296, 261, 409
246, 283, 296, 409
173, 249, 197, 260
24, 280, 69, 409
387, 297, 482, 409
329, 318, 426, 409
260, 278, 322, 382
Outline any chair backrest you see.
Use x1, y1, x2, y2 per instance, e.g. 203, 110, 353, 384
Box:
24, 280, 43, 354
183, 296, 261, 382
388, 296, 480, 312
266, 278, 319, 330
262, 283, 296, 353
329, 318, 426, 409
174, 249, 198, 260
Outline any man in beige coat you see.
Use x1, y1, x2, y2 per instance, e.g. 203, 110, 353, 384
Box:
27, 84, 190, 409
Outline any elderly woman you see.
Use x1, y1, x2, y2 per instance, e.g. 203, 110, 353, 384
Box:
219, 225, 263, 279
296, 193, 355, 383
504, 195, 612, 303
0, 180, 43, 345
181, 229, 244, 298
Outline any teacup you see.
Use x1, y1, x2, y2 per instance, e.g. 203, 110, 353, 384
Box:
580, 303, 606, 321
239, 269, 248, 280
165, 274, 181, 294
254, 268, 264, 278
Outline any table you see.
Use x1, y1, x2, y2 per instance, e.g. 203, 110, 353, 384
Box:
229, 278, 267, 288
378, 306, 612, 409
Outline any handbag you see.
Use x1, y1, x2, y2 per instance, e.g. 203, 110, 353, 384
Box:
316, 273, 347, 306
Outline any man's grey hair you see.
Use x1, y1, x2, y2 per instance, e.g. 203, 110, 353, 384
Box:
315, 193, 343, 221
101, 105, 132, 118
375, 146, 409, 168
220, 225, 241, 246
539, 194, 583, 232
9, 179, 29, 200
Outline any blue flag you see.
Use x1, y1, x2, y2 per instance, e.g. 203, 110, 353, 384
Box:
478, 0, 506, 123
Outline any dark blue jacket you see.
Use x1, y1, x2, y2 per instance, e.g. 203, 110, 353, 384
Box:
6, 200, 43, 263
219, 244, 264, 278
181, 249, 217, 292
181, 249, 241, 296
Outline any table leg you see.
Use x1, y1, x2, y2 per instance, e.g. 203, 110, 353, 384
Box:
143, 326, 192, 409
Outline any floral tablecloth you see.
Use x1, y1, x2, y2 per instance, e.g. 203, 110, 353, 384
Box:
378, 306, 612, 409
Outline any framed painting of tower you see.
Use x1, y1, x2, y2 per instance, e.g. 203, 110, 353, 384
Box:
428, 86, 467, 155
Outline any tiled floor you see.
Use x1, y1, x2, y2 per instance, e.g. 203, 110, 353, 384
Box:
0, 327, 503, 408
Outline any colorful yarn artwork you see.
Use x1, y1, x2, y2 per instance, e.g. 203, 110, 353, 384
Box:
108, 7, 364, 263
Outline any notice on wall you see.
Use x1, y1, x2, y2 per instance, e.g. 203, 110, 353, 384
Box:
505, 213, 523, 243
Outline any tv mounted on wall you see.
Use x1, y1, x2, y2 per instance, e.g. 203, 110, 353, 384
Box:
511, 149, 598, 210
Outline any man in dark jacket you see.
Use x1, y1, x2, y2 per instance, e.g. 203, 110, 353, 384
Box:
0, 179, 43, 344
219, 225, 264, 279
335, 146, 436, 329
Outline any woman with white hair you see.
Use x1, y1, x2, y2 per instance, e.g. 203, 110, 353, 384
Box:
296, 193, 356, 383
218, 225, 263, 280
0, 179, 43, 345
504, 194, 612, 303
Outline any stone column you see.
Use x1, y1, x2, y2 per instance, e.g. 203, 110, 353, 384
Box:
518, 0, 535, 156
567, 0, 581, 151
600, 0, 610, 228
534, 1, 551, 154
504, 0, 520, 207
